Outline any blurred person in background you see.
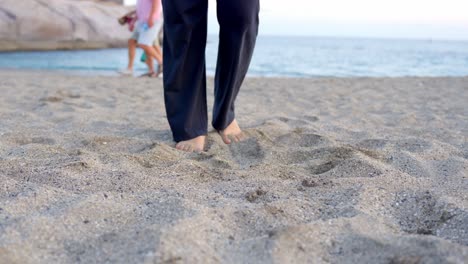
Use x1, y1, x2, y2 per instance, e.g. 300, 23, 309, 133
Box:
118, 0, 163, 77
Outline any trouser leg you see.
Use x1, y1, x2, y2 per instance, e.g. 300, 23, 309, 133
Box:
212, 0, 260, 130
162, 0, 208, 142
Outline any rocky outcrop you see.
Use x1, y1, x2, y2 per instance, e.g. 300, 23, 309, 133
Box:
0, 0, 133, 51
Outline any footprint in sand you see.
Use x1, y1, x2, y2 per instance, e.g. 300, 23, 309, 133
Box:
395, 138, 432, 153
186, 139, 234, 169
229, 137, 265, 169
384, 152, 430, 177
392, 190, 468, 245
317, 187, 361, 220
62, 194, 187, 263
277, 132, 327, 148
284, 147, 353, 165
431, 158, 465, 179
329, 233, 464, 264
319, 158, 382, 178
285, 146, 383, 178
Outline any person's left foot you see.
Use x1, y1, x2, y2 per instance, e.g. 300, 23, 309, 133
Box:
218, 119, 246, 144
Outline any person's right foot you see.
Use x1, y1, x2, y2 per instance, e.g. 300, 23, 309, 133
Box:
156, 64, 163, 77
175, 135, 206, 152
139, 71, 157, 78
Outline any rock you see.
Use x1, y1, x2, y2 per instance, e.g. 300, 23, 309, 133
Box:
0, 0, 133, 51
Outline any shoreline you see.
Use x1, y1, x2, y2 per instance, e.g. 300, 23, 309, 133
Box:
1, 68, 468, 79
2, 36, 468, 78
0, 40, 128, 52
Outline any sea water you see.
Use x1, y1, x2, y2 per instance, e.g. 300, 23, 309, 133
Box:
0, 36, 467, 77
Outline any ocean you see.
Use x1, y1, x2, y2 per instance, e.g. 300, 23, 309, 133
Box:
0, 36, 467, 77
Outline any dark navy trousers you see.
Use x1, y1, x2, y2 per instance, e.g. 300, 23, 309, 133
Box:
162, 0, 260, 142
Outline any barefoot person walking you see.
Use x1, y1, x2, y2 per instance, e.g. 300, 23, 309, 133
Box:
120, 0, 164, 77
162, 0, 260, 152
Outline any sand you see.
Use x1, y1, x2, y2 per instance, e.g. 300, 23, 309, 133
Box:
0, 71, 467, 263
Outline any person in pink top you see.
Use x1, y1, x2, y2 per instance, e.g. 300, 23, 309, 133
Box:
119, 0, 163, 77
137, 0, 162, 24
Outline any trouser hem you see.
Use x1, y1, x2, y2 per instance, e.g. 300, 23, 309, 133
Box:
173, 129, 208, 143
212, 114, 235, 132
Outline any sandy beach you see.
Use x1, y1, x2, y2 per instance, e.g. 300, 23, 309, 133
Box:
0, 71, 467, 263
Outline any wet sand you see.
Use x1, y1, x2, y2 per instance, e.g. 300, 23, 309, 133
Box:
0, 71, 467, 263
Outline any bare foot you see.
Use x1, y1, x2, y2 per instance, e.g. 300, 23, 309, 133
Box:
175, 135, 206, 152
218, 119, 246, 144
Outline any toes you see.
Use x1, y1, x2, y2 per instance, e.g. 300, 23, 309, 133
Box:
175, 143, 183, 150
176, 143, 190, 152
220, 132, 247, 144
221, 133, 232, 145
222, 132, 246, 144
232, 135, 240, 143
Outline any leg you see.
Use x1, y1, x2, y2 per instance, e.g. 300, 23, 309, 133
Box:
137, 44, 157, 73
145, 53, 154, 73
213, 0, 260, 143
151, 20, 164, 68
162, 0, 209, 149
140, 44, 163, 67
127, 39, 137, 70
153, 45, 163, 70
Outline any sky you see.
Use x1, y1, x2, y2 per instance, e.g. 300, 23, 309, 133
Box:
124, 0, 468, 40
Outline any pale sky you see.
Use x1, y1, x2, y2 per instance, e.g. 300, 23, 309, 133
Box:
125, 0, 468, 40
